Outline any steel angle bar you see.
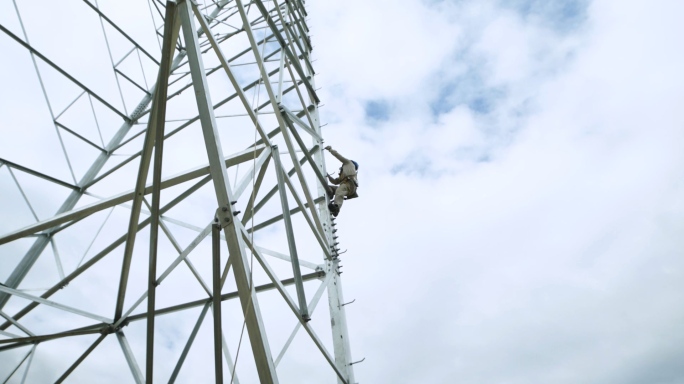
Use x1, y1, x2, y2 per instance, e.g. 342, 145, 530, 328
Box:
241, 152, 273, 227
248, 0, 318, 103
0, 285, 111, 324
192, 2, 273, 146
232, 146, 271, 200
0, 23, 129, 121
327, 270, 356, 382
49, 238, 66, 280
115, 0, 180, 321
240, 231, 348, 384
281, 115, 327, 188
160, 216, 222, 238
0, 147, 263, 246
291, 0, 307, 17
0, 325, 104, 350
87, 93, 107, 148
162, 30, 284, 101
0, 310, 33, 337
250, 107, 307, 149
55, 333, 108, 384
117, 332, 145, 384
277, 50, 286, 102
0, 81, 155, 311
114, 47, 136, 68
88, 139, 264, 190
276, 170, 329, 257
267, 7, 317, 132
0, 175, 213, 331
7, 168, 38, 221
179, 2, 278, 381
275, 272, 331, 366
211, 223, 224, 384
81, 0, 160, 65
54, 122, 106, 153
0, 0, 203, 311
146, 9, 178, 379
114, 219, 213, 329
125, 271, 325, 324
236, 0, 327, 241
168, 302, 210, 384
1, 346, 32, 384
112, 51, 295, 149
280, 104, 320, 140
0, 158, 79, 191
270, 0, 308, 73
0, 330, 20, 339
217, 316, 241, 384
21, 350, 37, 384
255, 246, 321, 270
283, 0, 309, 48
247, 196, 325, 234
115, 68, 151, 95
278, 57, 318, 131
271, 147, 309, 319
155, 216, 212, 295
170, 12, 279, 75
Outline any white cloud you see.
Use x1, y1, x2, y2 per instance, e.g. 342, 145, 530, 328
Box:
309, 0, 684, 382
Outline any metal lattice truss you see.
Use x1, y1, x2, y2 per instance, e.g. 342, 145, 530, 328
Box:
0, 0, 356, 382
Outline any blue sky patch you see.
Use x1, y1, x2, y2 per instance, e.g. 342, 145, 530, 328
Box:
364, 100, 391, 123
430, 72, 506, 117
502, 0, 590, 33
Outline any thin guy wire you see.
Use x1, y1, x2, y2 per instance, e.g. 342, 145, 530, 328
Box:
230, 8, 269, 382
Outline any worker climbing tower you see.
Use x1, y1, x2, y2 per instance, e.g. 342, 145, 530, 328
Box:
0, 0, 357, 382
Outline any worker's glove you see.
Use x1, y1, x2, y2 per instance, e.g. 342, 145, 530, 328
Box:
324, 146, 332, 151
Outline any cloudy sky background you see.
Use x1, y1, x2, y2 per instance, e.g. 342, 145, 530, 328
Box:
1, 0, 684, 383
308, 0, 684, 382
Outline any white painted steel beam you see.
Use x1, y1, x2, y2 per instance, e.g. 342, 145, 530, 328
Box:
179, 2, 278, 381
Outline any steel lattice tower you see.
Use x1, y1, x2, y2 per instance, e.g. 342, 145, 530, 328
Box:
0, 0, 357, 382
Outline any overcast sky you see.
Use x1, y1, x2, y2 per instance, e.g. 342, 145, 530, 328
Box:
2, 0, 684, 383
308, 0, 684, 382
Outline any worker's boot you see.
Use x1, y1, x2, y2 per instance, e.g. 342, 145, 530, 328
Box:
328, 202, 339, 217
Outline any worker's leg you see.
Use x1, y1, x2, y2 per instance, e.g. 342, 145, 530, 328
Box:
333, 183, 349, 210
327, 185, 337, 199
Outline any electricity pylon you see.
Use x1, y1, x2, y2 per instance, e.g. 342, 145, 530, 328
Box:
0, 0, 357, 382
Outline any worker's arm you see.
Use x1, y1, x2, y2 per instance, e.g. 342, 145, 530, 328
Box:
327, 173, 340, 185
325, 146, 349, 164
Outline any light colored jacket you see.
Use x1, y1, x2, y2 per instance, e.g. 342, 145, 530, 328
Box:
328, 149, 358, 186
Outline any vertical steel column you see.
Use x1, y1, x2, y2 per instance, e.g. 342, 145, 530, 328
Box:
306, 61, 357, 384
178, 2, 278, 382
212, 222, 224, 384
326, 274, 356, 383
271, 146, 309, 320
145, 3, 181, 383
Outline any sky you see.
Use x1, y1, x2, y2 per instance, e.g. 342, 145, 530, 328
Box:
1, 0, 684, 383
307, 0, 684, 382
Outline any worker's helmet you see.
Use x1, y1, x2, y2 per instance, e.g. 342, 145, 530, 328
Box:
351, 160, 359, 170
